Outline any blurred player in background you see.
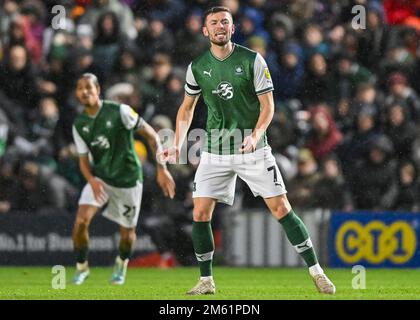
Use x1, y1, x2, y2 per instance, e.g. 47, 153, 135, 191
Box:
161, 7, 335, 295
72, 73, 175, 285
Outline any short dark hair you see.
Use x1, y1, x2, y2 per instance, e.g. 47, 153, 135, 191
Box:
203, 6, 232, 24
78, 73, 99, 88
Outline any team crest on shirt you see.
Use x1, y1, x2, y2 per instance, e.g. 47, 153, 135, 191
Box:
106, 120, 112, 128
212, 81, 234, 100
234, 65, 244, 75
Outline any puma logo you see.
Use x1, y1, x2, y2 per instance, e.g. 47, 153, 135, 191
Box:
297, 242, 309, 249
203, 69, 212, 77
295, 239, 312, 253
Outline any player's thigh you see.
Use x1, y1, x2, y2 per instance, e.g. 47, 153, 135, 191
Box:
236, 148, 287, 199
74, 205, 99, 227
193, 153, 237, 206
264, 193, 292, 219
193, 197, 218, 222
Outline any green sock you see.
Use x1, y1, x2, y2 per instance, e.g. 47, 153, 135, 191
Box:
279, 209, 318, 267
75, 245, 89, 264
119, 245, 132, 261
192, 221, 214, 277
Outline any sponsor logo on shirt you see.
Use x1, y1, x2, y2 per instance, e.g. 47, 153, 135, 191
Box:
91, 135, 110, 149
212, 81, 234, 100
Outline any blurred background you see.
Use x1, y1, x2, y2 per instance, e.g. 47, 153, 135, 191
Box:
1, 0, 420, 269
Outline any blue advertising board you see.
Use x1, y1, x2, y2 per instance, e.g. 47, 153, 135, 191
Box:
329, 212, 420, 267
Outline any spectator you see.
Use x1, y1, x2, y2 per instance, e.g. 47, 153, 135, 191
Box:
384, 102, 417, 160
384, 72, 420, 123
233, 7, 270, 45
155, 68, 185, 121
388, 161, 420, 212
0, 159, 17, 214
300, 53, 330, 105
268, 12, 295, 54
306, 104, 343, 161
78, 0, 137, 40
338, 105, 380, 178
302, 23, 329, 60
174, 9, 209, 67
137, 14, 175, 64
351, 135, 397, 210
313, 155, 353, 211
357, 4, 390, 72
93, 11, 124, 78
11, 161, 78, 214
287, 148, 321, 209
330, 51, 375, 103
109, 44, 141, 86
142, 53, 173, 121
0, 0, 19, 44
275, 42, 305, 101
0, 45, 38, 112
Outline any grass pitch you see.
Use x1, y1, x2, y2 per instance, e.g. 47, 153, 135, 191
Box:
0, 267, 419, 300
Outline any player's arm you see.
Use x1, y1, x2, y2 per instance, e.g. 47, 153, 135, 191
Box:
160, 62, 201, 162
240, 53, 275, 153
239, 91, 274, 153
72, 126, 107, 203
159, 94, 199, 163
254, 90, 275, 140
176, 94, 200, 150
138, 121, 176, 199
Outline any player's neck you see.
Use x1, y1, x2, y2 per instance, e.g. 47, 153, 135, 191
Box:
210, 41, 234, 60
84, 99, 102, 117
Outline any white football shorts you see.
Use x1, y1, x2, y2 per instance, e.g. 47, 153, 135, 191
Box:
193, 146, 287, 205
78, 180, 143, 228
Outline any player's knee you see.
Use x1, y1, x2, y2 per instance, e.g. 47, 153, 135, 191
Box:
271, 199, 292, 219
74, 217, 91, 231
121, 229, 136, 244
193, 209, 212, 222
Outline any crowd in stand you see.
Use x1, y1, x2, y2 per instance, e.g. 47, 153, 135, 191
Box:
1, 0, 420, 220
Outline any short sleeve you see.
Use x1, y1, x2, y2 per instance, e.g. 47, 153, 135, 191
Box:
254, 53, 274, 95
72, 125, 89, 155
184, 63, 201, 96
120, 104, 144, 130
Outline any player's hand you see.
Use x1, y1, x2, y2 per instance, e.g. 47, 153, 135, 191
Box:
158, 146, 179, 164
88, 177, 108, 204
239, 135, 257, 153
157, 167, 176, 199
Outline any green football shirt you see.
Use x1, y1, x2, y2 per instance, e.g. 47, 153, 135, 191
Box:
72, 100, 144, 188
185, 43, 274, 154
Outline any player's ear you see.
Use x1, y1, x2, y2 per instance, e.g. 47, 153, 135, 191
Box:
202, 25, 209, 37
231, 22, 235, 35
